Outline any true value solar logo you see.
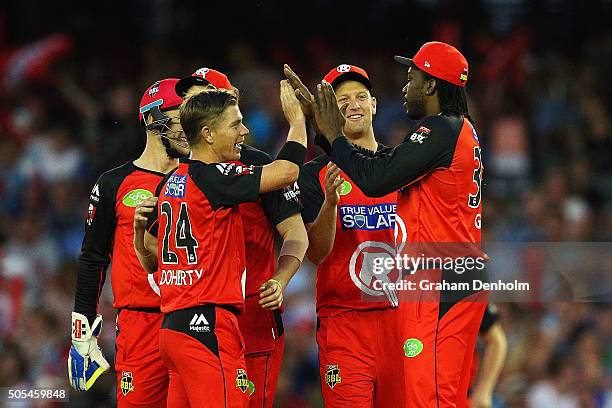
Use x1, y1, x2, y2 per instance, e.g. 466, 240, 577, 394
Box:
339, 203, 396, 231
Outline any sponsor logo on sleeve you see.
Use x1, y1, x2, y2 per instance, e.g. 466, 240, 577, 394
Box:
409, 126, 431, 144
215, 163, 254, 176
284, 181, 301, 201
164, 175, 187, 198
90, 184, 100, 203
86, 203, 97, 226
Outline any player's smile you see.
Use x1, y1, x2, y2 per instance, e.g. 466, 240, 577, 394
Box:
234, 140, 243, 154
346, 113, 364, 121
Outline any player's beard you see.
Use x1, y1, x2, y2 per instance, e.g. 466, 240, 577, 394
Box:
405, 93, 426, 120
161, 137, 188, 159
165, 145, 186, 159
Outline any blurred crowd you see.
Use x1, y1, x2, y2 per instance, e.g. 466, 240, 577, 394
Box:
0, 0, 611, 407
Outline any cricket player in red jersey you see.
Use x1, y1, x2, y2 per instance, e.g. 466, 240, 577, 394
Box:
140, 83, 307, 408
158, 67, 308, 407
296, 64, 403, 407
70, 78, 193, 406
297, 41, 488, 407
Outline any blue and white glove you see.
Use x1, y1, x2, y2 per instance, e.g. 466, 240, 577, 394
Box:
68, 312, 110, 391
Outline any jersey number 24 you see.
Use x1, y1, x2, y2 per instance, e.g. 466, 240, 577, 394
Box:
160, 201, 199, 264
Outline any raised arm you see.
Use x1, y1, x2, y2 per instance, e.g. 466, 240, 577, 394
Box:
312, 81, 456, 197
259, 80, 308, 193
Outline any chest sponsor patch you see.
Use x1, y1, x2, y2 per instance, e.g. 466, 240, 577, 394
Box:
339, 203, 396, 231
164, 174, 187, 198
122, 189, 153, 207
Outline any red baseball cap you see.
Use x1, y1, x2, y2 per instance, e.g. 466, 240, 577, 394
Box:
323, 64, 372, 91
394, 41, 469, 87
175, 67, 233, 97
138, 78, 183, 123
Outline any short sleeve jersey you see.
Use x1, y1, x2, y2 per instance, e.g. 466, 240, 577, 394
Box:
299, 146, 399, 317
149, 158, 262, 314
234, 145, 301, 297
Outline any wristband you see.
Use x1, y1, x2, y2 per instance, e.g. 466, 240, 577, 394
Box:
276, 141, 307, 167
268, 279, 282, 288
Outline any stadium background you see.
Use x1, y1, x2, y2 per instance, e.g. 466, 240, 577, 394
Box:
0, 0, 611, 406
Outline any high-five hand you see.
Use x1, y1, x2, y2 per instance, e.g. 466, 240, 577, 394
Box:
283, 64, 314, 117
312, 81, 348, 145
280, 79, 306, 127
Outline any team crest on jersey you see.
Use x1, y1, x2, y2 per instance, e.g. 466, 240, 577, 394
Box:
325, 365, 341, 389
120, 371, 134, 396
86, 203, 97, 226
165, 174, 187, 198
348, 214, 407, 306
410, 126, 431, 144
236, 369, 249, 393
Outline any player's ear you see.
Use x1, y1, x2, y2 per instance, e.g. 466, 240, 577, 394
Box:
425, 78, 436, 96
371, 95, 377, 116
201, 126, 214, 144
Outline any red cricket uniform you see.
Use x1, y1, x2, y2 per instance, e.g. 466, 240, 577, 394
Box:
324, 114, 488, 408
234, 145, 301, 408
74, 162, 169, 407
299, 147, 404, 407
148, 158, 265, 408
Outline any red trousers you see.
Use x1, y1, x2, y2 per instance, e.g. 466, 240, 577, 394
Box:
115, 308, 168, 408
397, 269, 488, 408
159, 304, 249, 408
316, 308, 404, 407
238, 296, 285, 408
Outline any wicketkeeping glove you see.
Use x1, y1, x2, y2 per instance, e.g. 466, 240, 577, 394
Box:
68, 312, 110, 391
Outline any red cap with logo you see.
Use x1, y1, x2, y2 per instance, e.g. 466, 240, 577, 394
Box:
175, 67, 233, 97
138, 78, 183, 123
394, 41, 468, 87
323, 64, 372, 91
